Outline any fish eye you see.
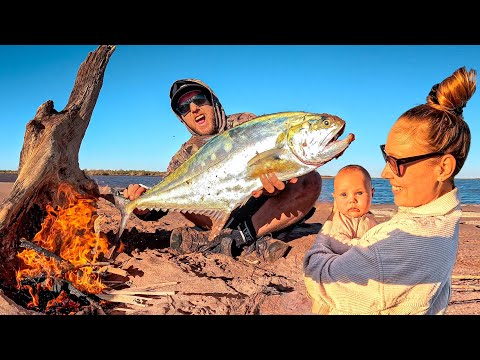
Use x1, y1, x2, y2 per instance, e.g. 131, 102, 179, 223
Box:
323, 120, 330, 126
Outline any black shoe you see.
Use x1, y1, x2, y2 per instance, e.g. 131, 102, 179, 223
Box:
170, 227, 245, 257
242, 235, 291, 263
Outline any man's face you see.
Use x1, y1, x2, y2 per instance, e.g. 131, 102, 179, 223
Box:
176, 90, 217, 135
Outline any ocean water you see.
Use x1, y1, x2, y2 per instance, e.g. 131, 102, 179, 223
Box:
89, 175, 480, 205
318, 178, 480, 204
92, 175, 162, 190
1, 173, 478, 205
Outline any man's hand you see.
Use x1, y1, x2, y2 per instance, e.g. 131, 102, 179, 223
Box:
251, 172, 298, 198
123, 184, 149, 215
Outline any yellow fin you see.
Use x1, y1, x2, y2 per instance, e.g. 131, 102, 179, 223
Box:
275, 131, 287, 146
246, 148, 299, 178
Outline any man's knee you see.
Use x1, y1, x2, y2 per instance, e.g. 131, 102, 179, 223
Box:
297, 171, 322, 199
309, 171, 322, 189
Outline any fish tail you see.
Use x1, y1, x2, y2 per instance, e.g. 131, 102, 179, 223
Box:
105, 187, 133, 259
111, 187, 132, 241
115, 206, 131, 243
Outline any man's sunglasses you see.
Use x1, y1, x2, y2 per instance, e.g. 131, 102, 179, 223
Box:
380, 144, 444, 177
176, 93, 211, 116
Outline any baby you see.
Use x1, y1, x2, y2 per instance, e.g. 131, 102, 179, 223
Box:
321, 164, 378, 254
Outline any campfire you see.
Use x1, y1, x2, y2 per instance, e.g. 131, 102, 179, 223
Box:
15, 183, 112, 314
9, 182, 173, 315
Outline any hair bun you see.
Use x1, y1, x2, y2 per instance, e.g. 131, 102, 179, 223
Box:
452, 105, 464, 116
427, 83, 440, 105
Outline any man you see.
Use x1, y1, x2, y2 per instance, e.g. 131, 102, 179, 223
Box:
124, 79, 322, 261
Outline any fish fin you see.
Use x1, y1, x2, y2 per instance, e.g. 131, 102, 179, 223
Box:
180, 209, 230, 241
246, 148, 298, 178
275, 131, 287, 147
186, 209, 220, 218
209, 212, 231, 241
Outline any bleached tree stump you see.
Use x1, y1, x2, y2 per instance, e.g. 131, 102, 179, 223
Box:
0, 45, 116, 285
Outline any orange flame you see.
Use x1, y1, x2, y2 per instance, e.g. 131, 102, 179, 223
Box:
16, 183, 110, 305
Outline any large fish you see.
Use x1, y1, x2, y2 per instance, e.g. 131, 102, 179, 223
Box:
112, 111, 354, 250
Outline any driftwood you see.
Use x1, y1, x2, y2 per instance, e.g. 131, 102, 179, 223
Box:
98, 265, 129, 277
0, 45, 116, 285
96, 281, 178, 307
451, 285, 480, 291
452, 275, 480, 280
105, 289, 176, 296
96, 293, 152, 307
98, 287, 176, 307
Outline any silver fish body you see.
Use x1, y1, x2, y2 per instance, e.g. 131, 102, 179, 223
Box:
115, 111, 354, 242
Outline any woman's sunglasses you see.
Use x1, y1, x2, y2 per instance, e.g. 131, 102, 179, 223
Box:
380, 144, 444, 177
176, 93, 211, 116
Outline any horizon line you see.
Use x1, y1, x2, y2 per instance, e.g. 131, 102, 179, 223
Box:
0, 170, 479, 180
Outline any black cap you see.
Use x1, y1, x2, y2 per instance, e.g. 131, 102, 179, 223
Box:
170, 80, 210, 114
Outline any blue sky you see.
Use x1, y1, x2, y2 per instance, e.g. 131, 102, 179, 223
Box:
0, 45, 479, 179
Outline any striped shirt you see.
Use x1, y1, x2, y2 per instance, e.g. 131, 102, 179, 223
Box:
303, 188, 461, 315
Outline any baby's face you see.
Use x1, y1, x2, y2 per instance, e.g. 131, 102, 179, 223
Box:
333, 169, 374, 218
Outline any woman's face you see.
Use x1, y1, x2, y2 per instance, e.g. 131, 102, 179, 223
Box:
381, 120, 446, 207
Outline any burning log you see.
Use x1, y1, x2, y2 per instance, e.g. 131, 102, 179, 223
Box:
0, 45, 116, 286
17, 275, 108, 315
19, 237, 110, 274
53, 277, 106, 315
19, 237, 68, 269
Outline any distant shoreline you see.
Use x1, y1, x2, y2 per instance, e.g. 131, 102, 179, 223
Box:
0, 170, 167, 179
1, 170, 478, 181
0, 170, 332, 182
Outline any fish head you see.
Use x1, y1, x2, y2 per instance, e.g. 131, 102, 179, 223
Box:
286, 113, 355, 165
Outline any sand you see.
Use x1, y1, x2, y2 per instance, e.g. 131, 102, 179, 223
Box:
1, 181, 479, 315
0, 182, 12, 201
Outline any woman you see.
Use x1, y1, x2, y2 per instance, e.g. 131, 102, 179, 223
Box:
303, 66, 477, 315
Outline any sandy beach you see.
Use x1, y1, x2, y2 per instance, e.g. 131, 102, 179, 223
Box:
1, 181, 480, 315
0, 182, 12, 202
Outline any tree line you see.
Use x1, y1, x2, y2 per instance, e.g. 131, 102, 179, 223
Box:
0, 169, 167, 177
